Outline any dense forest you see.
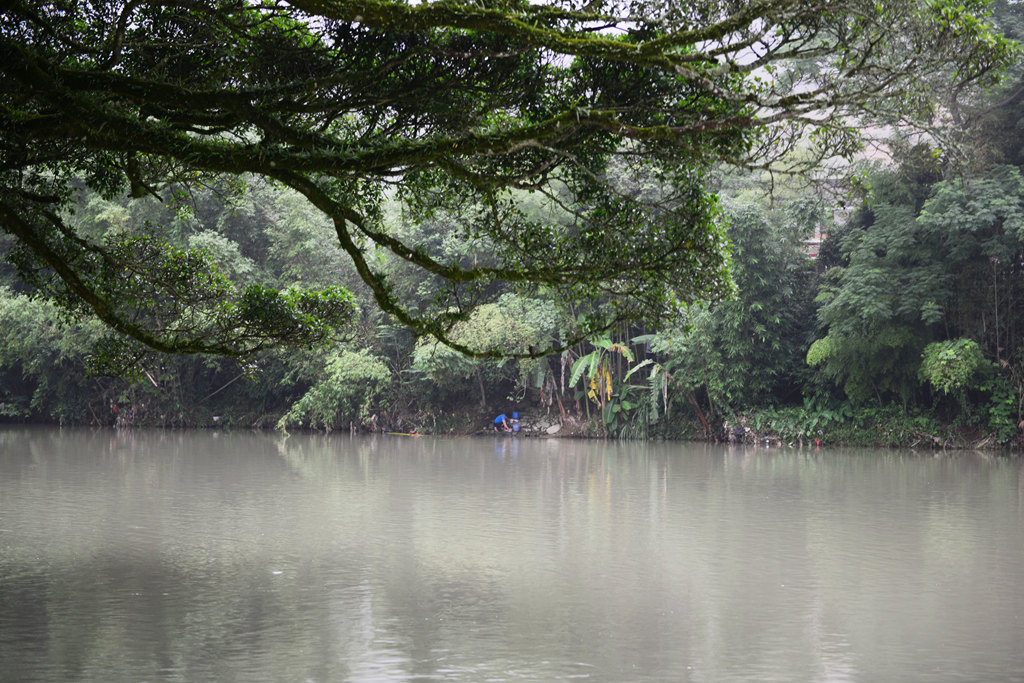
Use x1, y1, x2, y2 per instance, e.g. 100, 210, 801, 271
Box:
3, 1, 1024, 447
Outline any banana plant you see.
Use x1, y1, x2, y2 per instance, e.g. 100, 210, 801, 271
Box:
568, 335, 635, 435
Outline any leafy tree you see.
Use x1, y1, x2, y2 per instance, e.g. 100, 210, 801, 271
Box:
1, 0, 1013, 363
187, 230, 258, 285
919, 338, 986, 397
0, 287, 108, 422
947, 0, 1024, 172
917, 166, 1024, 355
412, 294, 560, 407
809, 199, 942, 405
636, 196, 819, 424
811, 160, 1024, 409
276, 347, 390, 432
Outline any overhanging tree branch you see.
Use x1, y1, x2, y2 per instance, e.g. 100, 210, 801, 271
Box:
0, 0, 1015, 361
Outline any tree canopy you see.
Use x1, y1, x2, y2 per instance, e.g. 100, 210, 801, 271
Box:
0, 0, 1015, 361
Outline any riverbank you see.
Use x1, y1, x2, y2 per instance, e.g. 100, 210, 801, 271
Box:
4, 399, 1018, 452
426, 403, 1020, 451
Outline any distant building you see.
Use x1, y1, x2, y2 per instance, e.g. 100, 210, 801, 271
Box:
805, 234, 823, 259
805, 207, 848, 259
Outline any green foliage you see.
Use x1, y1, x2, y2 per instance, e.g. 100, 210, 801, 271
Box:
0, 287, 108, 422
809, 327, 926, 405
814, 161, 1024, 412
638, 195, 819, 422
806, 337, 835, 368
748, 401, 852, 444
982, 371, 1021, 444
277, 348, 390, 432
187, 230, 257, 284
812, 161, 950, 404
3, 2, 1024, 446
566, 334, 637, 435
919, 339, 985, 395
412, 295, 560, 406
1, 0, 1013, 358
746, 403, 944, 448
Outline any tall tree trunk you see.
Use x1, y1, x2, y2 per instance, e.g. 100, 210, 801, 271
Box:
477, 368, 487, 408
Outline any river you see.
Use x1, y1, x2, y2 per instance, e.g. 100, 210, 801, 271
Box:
1, 427, 1022, 681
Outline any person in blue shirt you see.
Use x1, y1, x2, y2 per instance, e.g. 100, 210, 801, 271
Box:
493, 413, 511, 432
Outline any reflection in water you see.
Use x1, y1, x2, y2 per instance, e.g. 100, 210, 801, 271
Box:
1, 426, 1023, 681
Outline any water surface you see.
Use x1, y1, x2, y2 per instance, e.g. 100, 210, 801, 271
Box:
1, 427, 1022, 681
